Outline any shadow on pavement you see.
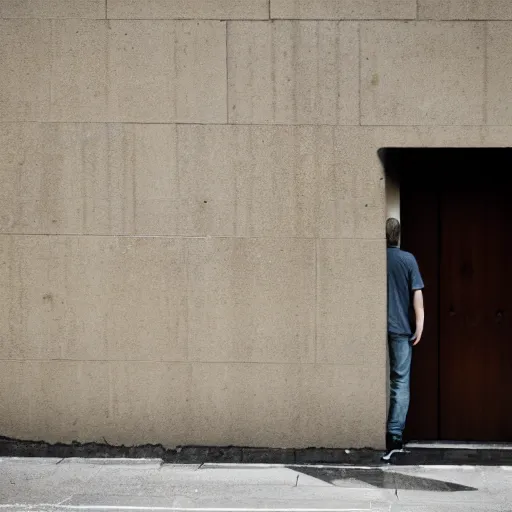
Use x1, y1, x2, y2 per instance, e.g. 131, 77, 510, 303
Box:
288, 467, 478, 492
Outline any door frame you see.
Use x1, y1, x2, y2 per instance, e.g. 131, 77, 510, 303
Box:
380, 146, 512, 442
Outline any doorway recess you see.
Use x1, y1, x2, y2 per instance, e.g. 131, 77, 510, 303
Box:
380, 148, 512, 442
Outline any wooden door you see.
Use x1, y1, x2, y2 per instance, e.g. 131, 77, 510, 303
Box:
400, 162, 440, 441
439, 169, 512, 441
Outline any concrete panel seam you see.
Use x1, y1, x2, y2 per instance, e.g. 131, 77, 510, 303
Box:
48, 21, 54, 119
0, 16, 107, 20
103, 18, 271, 21
103, 18, 110, 119
184, 237, 190, 361
0, 120, 365, 127
3, 120, 509, 127
16, 16, 512, 21
0, 359, 385, 366
357, 19, 495, 24
175, 118, 181, 236
3, 121, 512, 128
314, 239, 318, 363
335, 22, 340, 123
418, 17, 512, 21
484, 22, 488, 125
261, 18, 418, 22
0, 233, 386, 240
270, 22, 276, 124
358, 22, 362, 126
0, 17, 108, 20
105, 0, 107, 19
225, 22, 229, 124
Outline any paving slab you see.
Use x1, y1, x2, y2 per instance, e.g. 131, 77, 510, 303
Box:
0, 459, 512, 512
0, 462, 102, 505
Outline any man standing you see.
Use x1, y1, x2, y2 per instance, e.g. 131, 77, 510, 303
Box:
382, 218, 425, 462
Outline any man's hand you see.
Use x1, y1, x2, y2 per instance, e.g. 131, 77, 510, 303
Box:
412, 289, 424, 346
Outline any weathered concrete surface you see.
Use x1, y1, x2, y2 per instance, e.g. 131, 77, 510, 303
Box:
419, 0, 512, 20
317, 239, 386, 366
361, 21, 485, 125
271, 0, 416, 20
187, 238, 315, 363
179, 125, 334, 236
228, 21, 359, 125
0, 123, 179, 235
487, 22, 512, 125
51, 19, 226, 122
0, 0, 105, 18
0, 123, 386, 237
0, 19, 226, 123
0, 236, 188, 361
179, 125, 385, 238
108, 0, 269, 19
0, 20, 52, 121
0, 360, 385, 448
1, 458, 512, 511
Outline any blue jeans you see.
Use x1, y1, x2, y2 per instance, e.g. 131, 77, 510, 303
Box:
387, 333, 413, 436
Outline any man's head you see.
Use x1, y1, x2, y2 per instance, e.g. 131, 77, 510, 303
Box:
386, 218, 400, 247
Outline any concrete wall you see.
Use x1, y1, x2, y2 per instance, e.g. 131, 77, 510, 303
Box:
1, 1, 512, 449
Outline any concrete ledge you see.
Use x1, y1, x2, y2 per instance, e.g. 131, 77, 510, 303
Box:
242, 448, 296, 464
295, 448, 382, 465
2, 436, 512, 466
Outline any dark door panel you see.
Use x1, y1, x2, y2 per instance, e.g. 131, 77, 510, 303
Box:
439, 173, 512, 441
400, 170, 440, 441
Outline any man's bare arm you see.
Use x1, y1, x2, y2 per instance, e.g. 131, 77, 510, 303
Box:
412, 289, 424, 346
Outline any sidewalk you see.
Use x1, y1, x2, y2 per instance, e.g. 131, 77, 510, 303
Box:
1, 457, 512, 511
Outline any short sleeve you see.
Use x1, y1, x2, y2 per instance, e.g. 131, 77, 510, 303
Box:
409, 256, 424, 291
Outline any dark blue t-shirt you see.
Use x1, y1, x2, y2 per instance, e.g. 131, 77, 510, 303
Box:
387, 246, 424, 336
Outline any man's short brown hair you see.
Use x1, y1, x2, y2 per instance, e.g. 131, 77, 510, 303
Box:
386, 218, 400, 246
